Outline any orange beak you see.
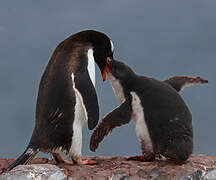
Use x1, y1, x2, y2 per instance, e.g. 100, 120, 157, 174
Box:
102, 57, 112, 81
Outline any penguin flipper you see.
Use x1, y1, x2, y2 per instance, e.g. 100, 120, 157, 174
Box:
90, 96, 132, 152
164, 76, 208, 92
73, 71, 99, 130
6, 148, 38, 171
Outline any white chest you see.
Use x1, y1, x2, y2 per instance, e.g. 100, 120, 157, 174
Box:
108, 73, 125, 103
130, 92, 153, 153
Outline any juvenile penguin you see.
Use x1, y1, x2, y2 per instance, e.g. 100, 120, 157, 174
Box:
7, 30, 115, 171
90, 59, 208, 163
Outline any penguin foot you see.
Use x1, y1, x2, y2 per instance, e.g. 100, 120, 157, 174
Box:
77, 159, 98, 165
52, 153, 74, 165
127, 154, 155, 162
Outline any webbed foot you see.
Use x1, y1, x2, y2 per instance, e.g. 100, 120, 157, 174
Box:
52, 153, 74, 165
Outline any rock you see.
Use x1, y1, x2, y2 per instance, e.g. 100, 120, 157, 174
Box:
137, 169, 148, 178
0, 164, 67, 180
203, 170, 216, 180
0, 155, 216, 180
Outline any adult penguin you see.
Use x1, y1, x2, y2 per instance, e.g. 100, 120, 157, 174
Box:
6, 30, 115, 171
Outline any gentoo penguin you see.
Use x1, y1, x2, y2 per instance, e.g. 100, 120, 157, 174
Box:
6, 30, 115, 171
90, 59, 208, 162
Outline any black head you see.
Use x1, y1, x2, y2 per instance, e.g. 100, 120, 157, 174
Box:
109, 59, 136, 82
71, 30, 114, 80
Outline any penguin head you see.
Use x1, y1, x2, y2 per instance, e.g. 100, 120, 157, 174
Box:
108, 59, 135, 82
72, 30, 114, 81
90, 32, 114, 81
93, 38, 114, 81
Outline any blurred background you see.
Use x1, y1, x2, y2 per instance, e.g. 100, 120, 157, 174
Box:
0, 0, 215, 158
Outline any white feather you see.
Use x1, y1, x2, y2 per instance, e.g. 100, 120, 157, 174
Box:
26, 148, 34, 155
69, 73, 87, 158
110, 39, 114, 52
53, 146, 67, 154
87, 48, 95, 87
180, 82, 199, 91
130, 92, 153, 153
108, 72, 125, 103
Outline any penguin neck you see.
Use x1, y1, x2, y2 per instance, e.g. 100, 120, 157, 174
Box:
108, 72, 136, 103
108, 72, 125, 103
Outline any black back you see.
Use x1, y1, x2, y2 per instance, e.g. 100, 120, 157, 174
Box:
29, 51, 78, 152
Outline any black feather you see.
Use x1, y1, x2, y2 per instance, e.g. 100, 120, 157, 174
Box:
6, 148, 38, 171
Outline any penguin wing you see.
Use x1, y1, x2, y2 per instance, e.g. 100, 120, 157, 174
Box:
164, 76, 208, 92
74, 70, 99, 130
90, 96, 132, 152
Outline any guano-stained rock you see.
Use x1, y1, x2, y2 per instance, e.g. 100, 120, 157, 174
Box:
1, 155, 216, 180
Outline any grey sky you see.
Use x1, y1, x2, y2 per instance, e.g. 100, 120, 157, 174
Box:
0, 0, 215, 158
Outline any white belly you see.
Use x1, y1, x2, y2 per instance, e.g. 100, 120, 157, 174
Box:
69, 74, 87, 158
68, 47, 96, 158
108, 72, 125, 103
130, 92, 153, 154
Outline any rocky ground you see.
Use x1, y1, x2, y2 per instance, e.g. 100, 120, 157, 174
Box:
1, 155, 216, 179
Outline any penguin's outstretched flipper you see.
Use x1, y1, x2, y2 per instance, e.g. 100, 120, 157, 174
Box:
73, 71, 99, 130
90, 97, 132, 152
6, 148, 38, 171
164, 76, 208, 92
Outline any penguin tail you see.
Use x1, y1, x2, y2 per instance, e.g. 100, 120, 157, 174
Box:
6, 148, 38, 171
